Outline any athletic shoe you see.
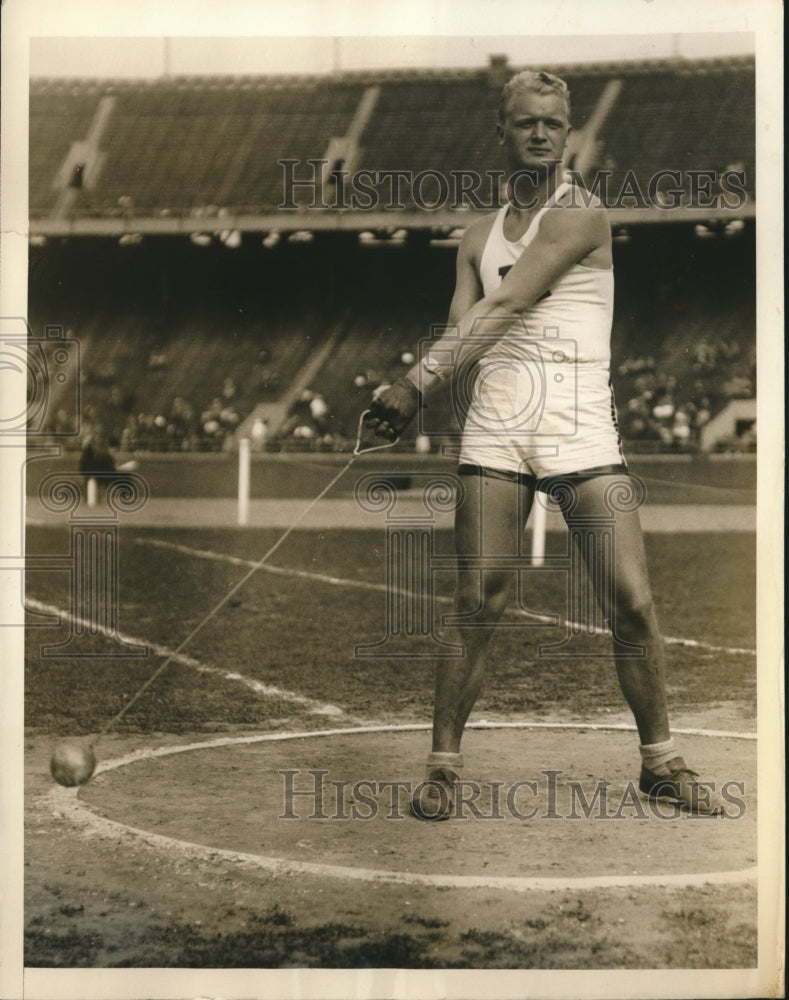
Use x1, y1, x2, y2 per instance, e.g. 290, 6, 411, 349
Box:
411, 765, 461, 821
639, 755, 725, 815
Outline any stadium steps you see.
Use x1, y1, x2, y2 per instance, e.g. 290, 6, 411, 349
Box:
235, 312, 351, 440
698, 399, 756, 451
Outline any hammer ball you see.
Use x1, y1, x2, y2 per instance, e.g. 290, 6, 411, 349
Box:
50, 742, 97, 787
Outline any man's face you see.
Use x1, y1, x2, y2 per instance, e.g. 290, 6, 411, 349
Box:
497, 88, 571, 174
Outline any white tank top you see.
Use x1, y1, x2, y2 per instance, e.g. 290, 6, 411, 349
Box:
478, 181, 614, 367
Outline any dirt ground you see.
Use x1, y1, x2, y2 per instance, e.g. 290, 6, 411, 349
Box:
19, 468, 770, 989
24, 713, 759, 973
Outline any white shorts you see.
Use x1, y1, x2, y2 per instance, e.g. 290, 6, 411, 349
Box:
457, 351, 625, 479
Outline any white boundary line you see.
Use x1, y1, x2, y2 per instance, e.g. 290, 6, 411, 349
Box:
135, 536, 758, 657
50, 722, 757, 894
25, 597, 346, 717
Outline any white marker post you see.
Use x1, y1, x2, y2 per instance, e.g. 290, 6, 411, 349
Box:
531, 491, 547, 566
238, 438, 250, 526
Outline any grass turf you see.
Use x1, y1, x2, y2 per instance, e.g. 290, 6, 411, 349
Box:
24, 526, 755, 734
23, 523, 759, 972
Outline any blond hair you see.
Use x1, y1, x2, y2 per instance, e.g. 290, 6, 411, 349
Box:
499, 70, 571, 123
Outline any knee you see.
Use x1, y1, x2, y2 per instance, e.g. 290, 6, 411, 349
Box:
612, 589, 658, 638
455, 572, 513, 621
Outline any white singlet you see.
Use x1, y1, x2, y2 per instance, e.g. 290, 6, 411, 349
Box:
458, 181, 625, 479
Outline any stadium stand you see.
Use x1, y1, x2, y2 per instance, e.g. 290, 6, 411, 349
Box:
29, 87, 106, 217
356, 72, 612, 210
594, 63, 755, 201
27, 57, 756, 455
100, 80, 366, 214
30, 77, 367, 217
28, 237, 347, 450
29, 220, 755, 454
29, 57, 755, 221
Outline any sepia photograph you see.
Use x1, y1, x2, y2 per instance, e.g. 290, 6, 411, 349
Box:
1, 2, 783, 998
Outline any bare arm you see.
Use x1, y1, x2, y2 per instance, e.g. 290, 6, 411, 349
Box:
446, 223, 486, 324
365, 201, 609, 440
409, 203, 610, 395
362, 220, 488, 441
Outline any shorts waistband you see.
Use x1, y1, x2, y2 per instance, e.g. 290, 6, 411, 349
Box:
458, 462, 629, 494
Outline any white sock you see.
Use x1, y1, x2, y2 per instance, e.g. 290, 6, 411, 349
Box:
639, 738, 678, 776
426, 751, 464, 777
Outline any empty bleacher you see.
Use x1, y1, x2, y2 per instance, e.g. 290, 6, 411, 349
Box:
596, 63, 755, 200
29, 57, 756, 219
29, 85, 105, 216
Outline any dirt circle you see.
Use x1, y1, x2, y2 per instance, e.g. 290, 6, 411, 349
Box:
57, 723, 756, 891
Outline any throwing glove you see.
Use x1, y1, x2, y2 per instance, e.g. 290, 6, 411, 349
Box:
365, 377, 422, 440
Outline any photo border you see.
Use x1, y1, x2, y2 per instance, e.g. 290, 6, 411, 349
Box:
1, 2, 783, 998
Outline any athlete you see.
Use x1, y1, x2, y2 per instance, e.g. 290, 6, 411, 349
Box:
366, 69, 724, 819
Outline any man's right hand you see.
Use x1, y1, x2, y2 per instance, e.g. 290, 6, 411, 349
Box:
365, 376, 422, 440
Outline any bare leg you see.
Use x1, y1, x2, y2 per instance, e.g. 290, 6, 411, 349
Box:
561, 474, 670, 745
432, 471, 534, 753
423, 469, 723, 816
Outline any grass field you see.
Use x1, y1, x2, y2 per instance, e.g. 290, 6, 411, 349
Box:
22, 463, 760, 972
25, 504, 756, 968
25, 526, 755, 734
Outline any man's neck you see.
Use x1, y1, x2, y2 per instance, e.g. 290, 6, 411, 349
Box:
507, 164, 565, 215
